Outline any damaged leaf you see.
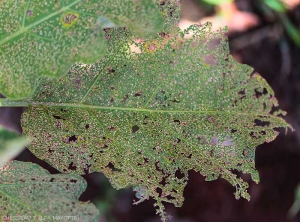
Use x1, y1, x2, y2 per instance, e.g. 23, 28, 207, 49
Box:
0, 1, 290, 221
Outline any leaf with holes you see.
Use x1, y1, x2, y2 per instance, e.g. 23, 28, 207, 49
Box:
0, 0, 163, 99
0, 2, 290, 221
0, 125, 30, 166
0, 161, 99, 221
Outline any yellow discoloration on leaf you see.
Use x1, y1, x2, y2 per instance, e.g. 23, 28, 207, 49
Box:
61, 12, 79, 27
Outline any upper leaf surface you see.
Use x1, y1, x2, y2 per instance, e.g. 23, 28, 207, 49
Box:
0, 0, 163, 99
19, 22, 290, 218
16, 2, 290, 219
0, 160, 99, 221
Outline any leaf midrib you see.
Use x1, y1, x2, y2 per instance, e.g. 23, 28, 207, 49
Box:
0, 0, 81, 46
0, 99, 278, 118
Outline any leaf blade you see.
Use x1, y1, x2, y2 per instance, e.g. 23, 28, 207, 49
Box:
18, 23, 291, 219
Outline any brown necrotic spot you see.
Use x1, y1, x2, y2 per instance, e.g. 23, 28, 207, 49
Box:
107, 67, 115, 73
108, 126, 116, 131
134, 91, 143, 97
26, 10, 33, 16
148, 44, 156, 51
61, 12, 79, 27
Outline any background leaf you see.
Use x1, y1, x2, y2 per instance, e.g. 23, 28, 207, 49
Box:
263, 0, 287, 13
0, 0, 163, 99
0, 160, 99, 221
200, 0, 233, 6
0, 125, 30, 166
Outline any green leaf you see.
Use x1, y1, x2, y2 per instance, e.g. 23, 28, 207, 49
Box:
288, 183, 300, 219
0, 125, 30, 166
0, 0, 163, 99
0, 160, 99, 221
15, 22, 290, 219
263, 0, 287, 13
282, 16, 300, 46
200, 0, 233, 6
1, 2, 289, 220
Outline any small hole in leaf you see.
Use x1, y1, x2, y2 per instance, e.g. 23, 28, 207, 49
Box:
231, 129, 237, 133
69, 135, 78, 142
250, 132, 257, 138
173, 119, 180, 124
68, 162, 77, 171
175, 170, 185, 179
254, 119, 270, 127
102, 144, 108, 149
70, 179, 77, 183
84, 164, 92, 174
85, 124, 90, 129
156, 187, 163, 197
106, 162, 122, 172
50, 178, 55, 182
159, 177, 166, 186
132, 125, 139, 133
53, 115, 63, 120
254, 88, 268, 98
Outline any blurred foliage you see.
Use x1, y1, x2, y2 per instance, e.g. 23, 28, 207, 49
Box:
288, 183, 300, 219
263, 0, 286, 13
197, 0, 300, 46
0, 125, 30, 166
261, 0, 300, 46
199, 0, 233, 6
